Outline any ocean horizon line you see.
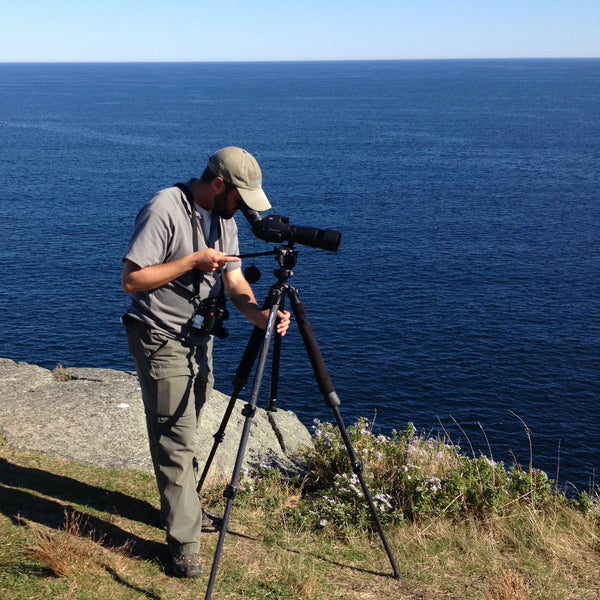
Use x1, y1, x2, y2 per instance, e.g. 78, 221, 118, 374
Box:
1, 57, 599, 66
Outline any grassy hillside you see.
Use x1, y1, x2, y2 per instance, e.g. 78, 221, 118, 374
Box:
0, 420, 598, 599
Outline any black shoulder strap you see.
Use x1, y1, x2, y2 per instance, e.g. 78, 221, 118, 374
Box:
174, 182, 201, 299
173, 181, 225, 301
174, 182, 194, 211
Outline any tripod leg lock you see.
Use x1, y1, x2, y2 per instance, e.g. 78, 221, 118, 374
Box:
241, 403, 256, 418
352, 461, 364, 474
224, 484, 237, 499
325, 391, 341, 408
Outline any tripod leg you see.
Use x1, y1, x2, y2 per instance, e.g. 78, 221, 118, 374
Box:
197, 287, 283, 494
288, 287, 401, 579
267, 294, 285, 412
196, 325, 266, 494
196, 384, 243, 494
204, 286, 286, 600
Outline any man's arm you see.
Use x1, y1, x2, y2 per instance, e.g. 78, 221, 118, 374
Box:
223, 267, 291, 336
121, 250, 239, 293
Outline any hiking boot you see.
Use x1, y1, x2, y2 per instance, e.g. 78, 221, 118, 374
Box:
201, 509, 223, 533
172, 553, 202, 578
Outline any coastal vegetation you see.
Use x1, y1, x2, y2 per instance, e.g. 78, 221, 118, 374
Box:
0, 420, 598, 599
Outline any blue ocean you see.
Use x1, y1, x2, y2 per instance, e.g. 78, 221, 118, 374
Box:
0, 60, 598, 492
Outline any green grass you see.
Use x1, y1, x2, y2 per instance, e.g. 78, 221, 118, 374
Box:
0, 422, 598, 600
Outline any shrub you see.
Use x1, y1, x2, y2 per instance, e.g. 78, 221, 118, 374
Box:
52, 364, 73, 382
295, 418, 556, 531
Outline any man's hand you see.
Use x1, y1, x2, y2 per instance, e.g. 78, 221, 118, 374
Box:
223, 268, 292, 336
270, 309, 291, 337
192, 249, 239, 274
122, 251, 239, 294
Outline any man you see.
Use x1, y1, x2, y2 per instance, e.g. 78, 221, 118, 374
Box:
121, 146, 290, 578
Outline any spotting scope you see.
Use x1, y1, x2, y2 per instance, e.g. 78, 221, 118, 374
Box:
240, 203, 341, 252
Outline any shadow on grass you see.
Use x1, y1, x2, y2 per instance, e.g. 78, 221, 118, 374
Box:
0, 458, 167, 564
226, 527, 396, 579
0, 457, 399, 584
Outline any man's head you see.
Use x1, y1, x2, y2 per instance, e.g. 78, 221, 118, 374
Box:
205, 146, 271, 213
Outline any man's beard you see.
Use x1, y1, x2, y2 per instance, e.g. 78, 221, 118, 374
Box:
212, 191, 236, 219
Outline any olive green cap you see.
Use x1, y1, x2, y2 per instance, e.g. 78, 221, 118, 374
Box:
207, 146, 271, 211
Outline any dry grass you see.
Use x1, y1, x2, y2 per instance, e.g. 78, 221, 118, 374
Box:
24, 509, 133, 578
483, 570, 531, 600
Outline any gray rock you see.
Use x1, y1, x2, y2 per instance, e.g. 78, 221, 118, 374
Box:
0, 358, 313, 480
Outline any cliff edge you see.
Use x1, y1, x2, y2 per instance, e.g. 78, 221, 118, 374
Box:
0, 358, 313, 480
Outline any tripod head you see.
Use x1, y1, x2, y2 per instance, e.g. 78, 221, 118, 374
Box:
238, 244, 298, 284
272, 244, 298, 270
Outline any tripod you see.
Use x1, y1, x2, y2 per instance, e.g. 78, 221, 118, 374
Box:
198, 244, 401, 600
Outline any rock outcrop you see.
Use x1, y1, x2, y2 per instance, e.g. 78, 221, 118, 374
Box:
0, 358, 313, 481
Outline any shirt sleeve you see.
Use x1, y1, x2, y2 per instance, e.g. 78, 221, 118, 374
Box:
221, 217, 241, 272
123, 199, 171, 269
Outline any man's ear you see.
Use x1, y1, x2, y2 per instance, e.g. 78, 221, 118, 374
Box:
212, 176, 227, 193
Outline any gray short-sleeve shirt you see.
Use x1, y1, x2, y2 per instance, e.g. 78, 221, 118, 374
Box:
123, 182, 241, 339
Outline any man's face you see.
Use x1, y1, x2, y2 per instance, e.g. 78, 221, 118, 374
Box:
213, 187, 242, 220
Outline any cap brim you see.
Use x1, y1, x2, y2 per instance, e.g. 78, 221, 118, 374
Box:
238, 187, 271, 212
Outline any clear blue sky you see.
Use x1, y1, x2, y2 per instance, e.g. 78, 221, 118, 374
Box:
1, 0, 598, 62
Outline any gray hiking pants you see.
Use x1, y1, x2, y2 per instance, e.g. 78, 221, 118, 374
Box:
125, 317, 213, 556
